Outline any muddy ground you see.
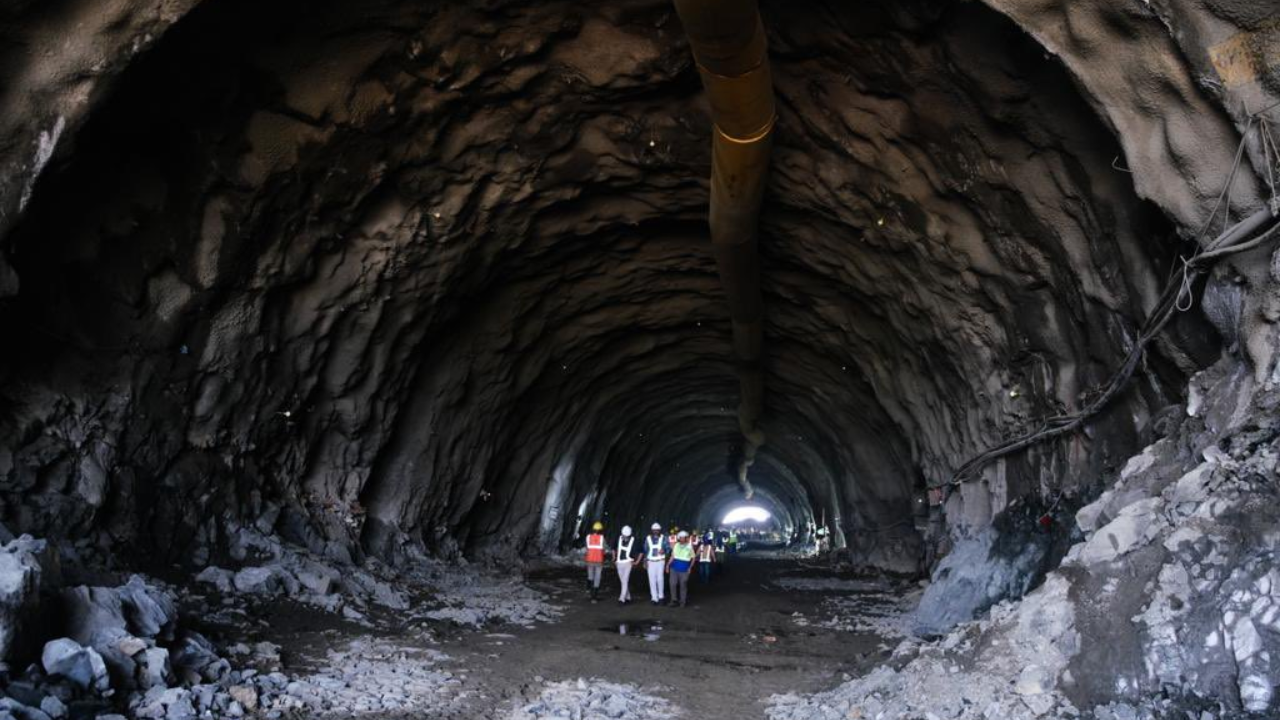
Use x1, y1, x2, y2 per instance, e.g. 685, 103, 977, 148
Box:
189, 551, 904, 719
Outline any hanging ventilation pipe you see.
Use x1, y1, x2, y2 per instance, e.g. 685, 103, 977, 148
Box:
672, 0, 776, 499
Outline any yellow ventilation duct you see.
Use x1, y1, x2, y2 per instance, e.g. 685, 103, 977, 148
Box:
672, 0, 775, 499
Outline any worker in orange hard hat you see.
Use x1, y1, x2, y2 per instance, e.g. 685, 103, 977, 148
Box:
584, 521, 611, 602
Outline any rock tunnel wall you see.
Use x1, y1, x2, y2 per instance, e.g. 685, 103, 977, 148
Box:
0, 0, 1276, 573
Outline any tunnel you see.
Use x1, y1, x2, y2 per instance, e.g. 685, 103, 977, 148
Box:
1, 0, 1279, 718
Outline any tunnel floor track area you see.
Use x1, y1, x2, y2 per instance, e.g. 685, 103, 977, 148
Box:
199, 554, 898, 719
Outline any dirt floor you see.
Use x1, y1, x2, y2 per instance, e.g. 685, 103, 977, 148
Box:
193, 551, 901, 719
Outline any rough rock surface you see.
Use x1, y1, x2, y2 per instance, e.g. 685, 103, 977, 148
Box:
1, 0, 1271, 576
0, 536, 52, 659
0, 1, 1277, 715
913, 504, 1063, 637
769, 357, 1280, 718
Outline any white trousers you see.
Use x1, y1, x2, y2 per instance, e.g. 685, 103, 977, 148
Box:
616, 561, 634, 601
646, 561, 665, 601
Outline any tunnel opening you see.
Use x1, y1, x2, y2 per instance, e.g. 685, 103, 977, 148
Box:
721, 506, 772, 526
1, 0, 1276, 717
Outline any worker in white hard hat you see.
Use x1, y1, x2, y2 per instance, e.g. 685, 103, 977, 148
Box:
666, 530, 695, 607
642, 522, 669, 605
614, 525, 640, 605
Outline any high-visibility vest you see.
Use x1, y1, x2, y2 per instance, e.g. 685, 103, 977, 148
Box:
617, 536, 636, 562
698, 544, 715, 562
645, 535, 667, 561
585, 534, 605, 563
670, 542, 694, 572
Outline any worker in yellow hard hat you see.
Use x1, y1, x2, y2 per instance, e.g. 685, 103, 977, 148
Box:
584, 521, 610, 601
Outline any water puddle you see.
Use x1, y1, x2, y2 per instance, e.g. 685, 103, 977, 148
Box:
602, 620, 663, 642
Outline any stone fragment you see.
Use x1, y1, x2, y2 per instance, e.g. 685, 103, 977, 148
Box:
194, 566, 234, 593
62, 575, 176, 649
232, 566, 284, 595
137, 646, 170, 689
115, 635, 148, 656
228, 685, 258, 711
0, 536, 46, 659
39, 696, 66, 719
1074, 498, 1167, 565
40, 638, 109, 692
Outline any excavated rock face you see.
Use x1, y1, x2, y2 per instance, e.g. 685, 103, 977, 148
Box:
0, 0, 1274, 571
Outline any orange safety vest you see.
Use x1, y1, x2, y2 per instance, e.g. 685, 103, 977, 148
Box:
585, 533, 606, 564
698, 544, 715, 562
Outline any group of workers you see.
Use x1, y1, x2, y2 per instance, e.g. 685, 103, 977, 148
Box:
582, 522, 739, 607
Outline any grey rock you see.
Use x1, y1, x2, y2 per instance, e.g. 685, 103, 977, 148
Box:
37, 697, 65, 720
40, 638, 108, 692
137, 646, 170, 689
228, 685, 258, 711
117, 576, 176, 640
62, 576, 176, 649
169, 632, 218, 681
0, 536, 46, 659
0, 700, 52, 720
232, 566, 285, 595
914, 506, 1052, 637
193, 566, 234, 594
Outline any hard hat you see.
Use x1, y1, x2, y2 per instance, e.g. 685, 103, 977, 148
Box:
592, 521, 604, 531
621, 525, 633, 537
677, 530, 690, 539
669, 526, 678, 533
650, 523, 662, 531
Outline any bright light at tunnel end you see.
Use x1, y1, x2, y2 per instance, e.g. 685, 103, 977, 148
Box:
721, 506, 772, 525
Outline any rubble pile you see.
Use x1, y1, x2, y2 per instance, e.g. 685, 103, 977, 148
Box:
0, 571, 265, 720
0, 521, 565, 719
262, 638, 460, 717
191, 526, 408, 623
414, 569, 562, 629
770, 360, 1280, 719
191, 525, 562, 628
511, 678, 681, 720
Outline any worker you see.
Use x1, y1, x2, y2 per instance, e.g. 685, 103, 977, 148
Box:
643, 523, 670, 605
584, 521, 610, 601
668, 526, 679, 548
697, 531, 717, 583
666, 530, 696, 607
615, 525, 640, 605
727, 527, 739, 556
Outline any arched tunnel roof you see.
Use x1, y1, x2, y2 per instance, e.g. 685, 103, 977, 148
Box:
0, 0, 1236, 577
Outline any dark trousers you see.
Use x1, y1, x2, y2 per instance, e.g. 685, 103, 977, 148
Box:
699, 562, 713, 583
670, 570, 690, 605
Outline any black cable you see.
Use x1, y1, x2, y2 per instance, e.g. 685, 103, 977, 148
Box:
941, 209, 1280, 489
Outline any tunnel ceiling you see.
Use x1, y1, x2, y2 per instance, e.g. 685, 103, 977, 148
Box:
1, 0, 1272, 572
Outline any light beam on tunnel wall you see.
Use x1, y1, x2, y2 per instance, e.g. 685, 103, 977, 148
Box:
537, 455, 575, 553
